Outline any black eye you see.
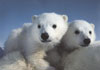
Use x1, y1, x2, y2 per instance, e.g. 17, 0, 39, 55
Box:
89, 31, 92, 35
52, 24, 57, 29
75, 30, 80, 35
38, 24, 41, 29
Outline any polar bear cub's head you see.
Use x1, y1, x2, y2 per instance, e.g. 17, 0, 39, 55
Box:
32, 13, 68, 46
63, 20, 96, 49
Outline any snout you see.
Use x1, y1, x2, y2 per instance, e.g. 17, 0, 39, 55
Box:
41, 32, 49, 40
82, 38, 91, 47
41, 32, 51, 42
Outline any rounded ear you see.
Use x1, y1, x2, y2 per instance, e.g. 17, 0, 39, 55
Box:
91, 24, 95, 29
32, 15, 38, 22
62, 15, 68, 22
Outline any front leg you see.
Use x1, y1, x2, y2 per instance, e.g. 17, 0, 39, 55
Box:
26, 51, 55, 70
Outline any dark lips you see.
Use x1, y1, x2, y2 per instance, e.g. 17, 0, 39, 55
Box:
81, 44, 89, 47
41, 40, 51, 43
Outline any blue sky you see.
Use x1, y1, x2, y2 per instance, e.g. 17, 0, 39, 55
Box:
0, 0, 100, 47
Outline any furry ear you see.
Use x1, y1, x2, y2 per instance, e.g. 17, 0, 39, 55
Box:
62, 15, 68, 22
91, 24, 95, 29
32, 15, 38, 22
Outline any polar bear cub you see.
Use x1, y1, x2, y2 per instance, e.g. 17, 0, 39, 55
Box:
62, 20, 96, 51
56, 20, 96, 70
4, 13, 68, 70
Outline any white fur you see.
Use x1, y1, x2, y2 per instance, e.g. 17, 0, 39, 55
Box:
62, 20, 96, 50
0, 51, 27, 70
4, 13, 68, 70
64, 41, 100, 70
46, 20, 96, 70
53, 20, 96, 70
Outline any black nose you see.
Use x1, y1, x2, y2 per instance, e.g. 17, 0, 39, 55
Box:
41, 32, 49, 40
84, 38, 91, 45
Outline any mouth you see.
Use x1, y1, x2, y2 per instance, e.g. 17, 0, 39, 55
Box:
80, 44, 89, 47
41, 40, 51, 43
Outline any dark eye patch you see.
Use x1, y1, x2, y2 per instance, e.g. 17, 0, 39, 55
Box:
89, 31, 92, 35
75, 30, 80, 35
52, 24, 57, 29
38, 24, 41, 29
